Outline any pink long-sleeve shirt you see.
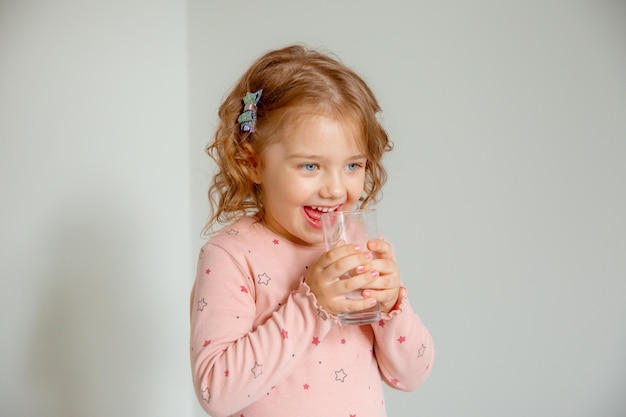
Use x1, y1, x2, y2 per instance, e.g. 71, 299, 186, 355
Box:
190, 216, 434, 417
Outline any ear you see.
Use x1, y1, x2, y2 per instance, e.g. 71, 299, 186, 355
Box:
242, 143, 262, 184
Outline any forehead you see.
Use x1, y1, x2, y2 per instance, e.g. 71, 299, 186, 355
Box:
276, 114, 365, 154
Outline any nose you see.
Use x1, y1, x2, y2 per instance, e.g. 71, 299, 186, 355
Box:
320, 171, 346, 200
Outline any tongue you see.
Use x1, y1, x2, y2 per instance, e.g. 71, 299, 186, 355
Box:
304, 206, 322, 221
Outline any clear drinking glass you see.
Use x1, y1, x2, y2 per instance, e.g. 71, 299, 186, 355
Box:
321, 208, 381, 325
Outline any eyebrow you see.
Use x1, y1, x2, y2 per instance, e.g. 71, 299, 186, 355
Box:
287, 153, 367, 160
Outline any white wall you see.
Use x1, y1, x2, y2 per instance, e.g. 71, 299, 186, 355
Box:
0, 1, 194, 416
2, 1, 624, 417
189, 1, 626, 417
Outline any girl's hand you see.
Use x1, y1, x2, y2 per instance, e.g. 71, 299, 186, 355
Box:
305, 242, 379, 317
360, 239, 402, 313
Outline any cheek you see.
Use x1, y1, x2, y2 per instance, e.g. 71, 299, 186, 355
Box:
347, 175, 366, 198
266, 175, 305, 201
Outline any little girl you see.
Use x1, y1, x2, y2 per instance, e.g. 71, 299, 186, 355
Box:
190, 44, 434, 417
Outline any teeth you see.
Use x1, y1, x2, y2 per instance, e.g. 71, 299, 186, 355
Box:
310, 206, 338, 213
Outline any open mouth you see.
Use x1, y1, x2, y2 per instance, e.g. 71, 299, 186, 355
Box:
304, 205, 341, 222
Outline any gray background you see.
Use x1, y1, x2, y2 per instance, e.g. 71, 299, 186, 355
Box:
2, 1, 625, 416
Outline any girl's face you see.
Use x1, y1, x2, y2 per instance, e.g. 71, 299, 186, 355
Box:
253, 115, 367, 246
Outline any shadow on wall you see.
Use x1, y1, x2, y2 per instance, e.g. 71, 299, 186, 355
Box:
26, 188, 157, 417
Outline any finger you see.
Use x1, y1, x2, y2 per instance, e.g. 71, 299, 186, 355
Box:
359, 274, 390, 291
326, 251, 375, 279
335, 297, 378, 314
360, 259, 393, 281
367, 239, 394, 259
362, 288, 395, 299
361, 288, 398, 310
335, 269, 380, 295
320, 242, 365, 269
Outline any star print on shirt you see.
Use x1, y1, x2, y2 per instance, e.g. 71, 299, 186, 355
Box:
335, 368, 348, 383
377, 319, 385, 327
202, 339, 211, 347
317, 308, 328, 320
240, 286, 248, 293
312, 336, 320, 346
281, 329, 288, 339
397, 335, 406, 344
201, 387, 211, 403
251, 362, 263, 378
418, 344, 426, 358
273, 238, 279, 245
303, 383, 310, 390
205, 268, 211, 275
225, 228, 239, 235
257, 272, 271, 285
197, 298, 207, 311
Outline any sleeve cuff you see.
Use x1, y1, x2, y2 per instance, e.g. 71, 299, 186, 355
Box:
298, 279, 338, 324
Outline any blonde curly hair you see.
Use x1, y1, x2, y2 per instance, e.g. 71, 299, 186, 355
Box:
203, 44, 393, 235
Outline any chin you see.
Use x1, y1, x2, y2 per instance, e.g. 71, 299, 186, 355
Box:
296, 229, 325, 247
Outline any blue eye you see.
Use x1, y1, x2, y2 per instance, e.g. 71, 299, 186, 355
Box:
346, 163, 362, 171
302, 163, 318, 172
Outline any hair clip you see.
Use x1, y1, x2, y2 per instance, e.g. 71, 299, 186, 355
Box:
237, 90, 263, 132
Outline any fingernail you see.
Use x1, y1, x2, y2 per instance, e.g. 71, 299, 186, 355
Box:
355, 265, 365, 273
371, 270, 379, 277
370, 299, 377, 306
365, 252, 373, 259
354, 245, 361, 251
